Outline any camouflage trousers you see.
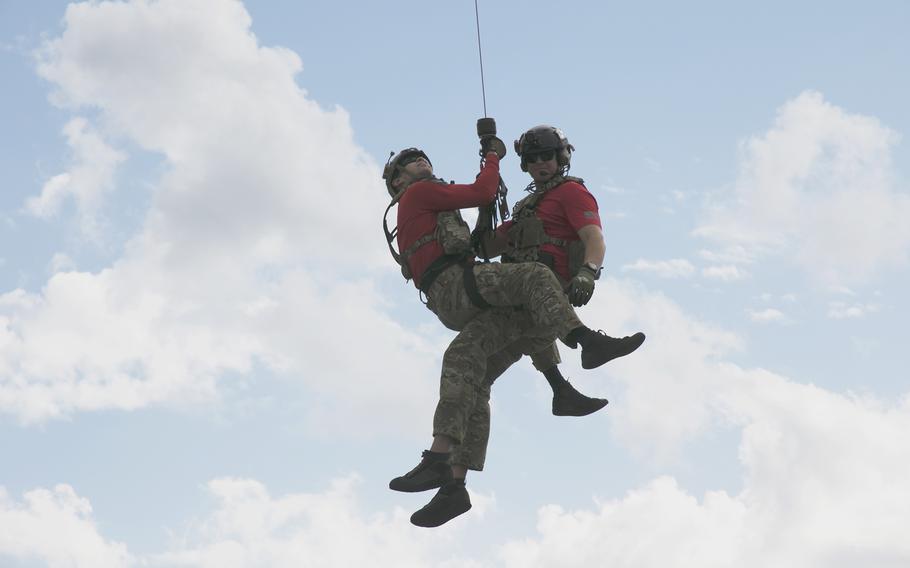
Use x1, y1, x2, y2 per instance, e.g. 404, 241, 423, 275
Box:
424, 261, 583, 471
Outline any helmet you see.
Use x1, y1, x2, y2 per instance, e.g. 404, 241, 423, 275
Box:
514, 125, 574, 172
383, 147, 432, 197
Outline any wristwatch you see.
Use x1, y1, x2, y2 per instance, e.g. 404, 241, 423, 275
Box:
583, 262, 602, 280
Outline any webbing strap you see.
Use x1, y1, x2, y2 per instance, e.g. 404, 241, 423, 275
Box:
462, 263, 492, 309
418, 254, 467, 294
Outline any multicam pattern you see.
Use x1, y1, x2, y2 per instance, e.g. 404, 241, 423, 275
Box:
425, 261, 582, 470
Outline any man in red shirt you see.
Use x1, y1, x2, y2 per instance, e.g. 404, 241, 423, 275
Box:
383, 141, 631, 527
494, 125, 646, 395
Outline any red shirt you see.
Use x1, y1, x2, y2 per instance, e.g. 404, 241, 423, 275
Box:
397, 155, 500, 288
498, 180, 601, 282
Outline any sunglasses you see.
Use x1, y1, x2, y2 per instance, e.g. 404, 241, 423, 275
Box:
398, 152, 426, 167
524, 150, 556, 164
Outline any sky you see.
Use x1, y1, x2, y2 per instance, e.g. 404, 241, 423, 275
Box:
1, 0, 909, 566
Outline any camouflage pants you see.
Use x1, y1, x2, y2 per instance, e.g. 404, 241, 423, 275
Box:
424, 261, 582, 470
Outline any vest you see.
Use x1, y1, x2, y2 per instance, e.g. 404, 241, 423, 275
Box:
382, 177, 473, 282
504, 175, 587, 282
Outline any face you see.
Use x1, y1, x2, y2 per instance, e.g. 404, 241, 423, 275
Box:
524, 150, 559, 184
400, 155, 432, 178
392, 155, 433, 192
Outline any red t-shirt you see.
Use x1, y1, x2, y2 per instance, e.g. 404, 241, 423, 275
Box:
397, 155, 500, 288
498, 180, 601, 282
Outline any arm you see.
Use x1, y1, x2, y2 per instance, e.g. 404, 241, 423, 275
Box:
577, 224, 606, 268
564, 185, 604, 307
478, 224, 510, 257
418, 153, 500, 211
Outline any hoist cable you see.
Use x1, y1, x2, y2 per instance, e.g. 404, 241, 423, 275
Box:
474, 0, 487, 117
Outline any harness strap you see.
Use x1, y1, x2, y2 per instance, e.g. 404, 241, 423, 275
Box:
418, 254, 468, 294
401, 233, 436, 266
462, 263, 492, 309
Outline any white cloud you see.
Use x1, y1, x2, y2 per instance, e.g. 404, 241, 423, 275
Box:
698, 246, 756, 266
507, 277, 910, 567
758, 292, 797, 304
0, 484, 133, 568
702, 264, 747, 281
156, 475, 460, 568
621, 258, 695, 279
827, 301, 881, 319
579, 278, 744, 458
498, 370, 910, 568
600, 183, 627, 194
3, 273, 906, 567
747, 307, 789, 324
695, 91, 910, 288
25, 117, 126, 240
1, 0, 441, 427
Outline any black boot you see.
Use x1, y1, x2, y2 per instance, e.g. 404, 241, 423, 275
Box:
553, 380, 609, 416
580, 331, 646, 369
389, 450, 452, 493
541, 366, 608, 417
410, 479, 472, 528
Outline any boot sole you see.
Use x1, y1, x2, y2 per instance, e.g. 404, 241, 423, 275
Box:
553, 398, 609, 417
410, 501, 472, 528
389, 478, 446, 493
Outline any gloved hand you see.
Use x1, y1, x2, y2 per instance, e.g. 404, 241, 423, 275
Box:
480, 136, 507, 159
568, 265, 597, 307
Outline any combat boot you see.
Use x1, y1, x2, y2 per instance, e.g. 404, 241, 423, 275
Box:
580, 331, 646, 369
553, 381, 608, 416
389, 450, 452, 493
410, 479, 472, 528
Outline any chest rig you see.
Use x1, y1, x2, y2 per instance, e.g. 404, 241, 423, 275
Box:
383, 178, 473, 282
504, 175, 588, 281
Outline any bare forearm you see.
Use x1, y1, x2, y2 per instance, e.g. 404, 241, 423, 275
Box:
578, 225, 606, 267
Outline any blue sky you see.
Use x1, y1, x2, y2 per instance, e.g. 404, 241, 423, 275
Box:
1, 1, 909, 566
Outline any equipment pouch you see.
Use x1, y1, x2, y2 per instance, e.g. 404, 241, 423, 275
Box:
435, 211, 472, 255
507, 216, 547, 262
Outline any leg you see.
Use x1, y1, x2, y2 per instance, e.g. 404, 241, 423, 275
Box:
531, 343, 609, 417
410, 310, 533, 528
449, 343, 523, 472
472, 262, 645, 366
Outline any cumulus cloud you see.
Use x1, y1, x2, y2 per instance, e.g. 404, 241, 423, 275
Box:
156, 475, 445, 568
621, 258, 695, 279
25, 117, 125, 240
0, 484, 133, 568
1, 0, 442, 426
502, 276, 910, 567
694, 91, 910, 288
498, 366, 910, 568
575, 278, 743, 457
3, 272, 907, 567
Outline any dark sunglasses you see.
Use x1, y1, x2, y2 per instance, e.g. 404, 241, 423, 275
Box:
524, 150, 556, 164
398, 152, 426, 167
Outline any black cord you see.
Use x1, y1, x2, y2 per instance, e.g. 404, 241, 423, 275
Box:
474, 0, 487, 117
